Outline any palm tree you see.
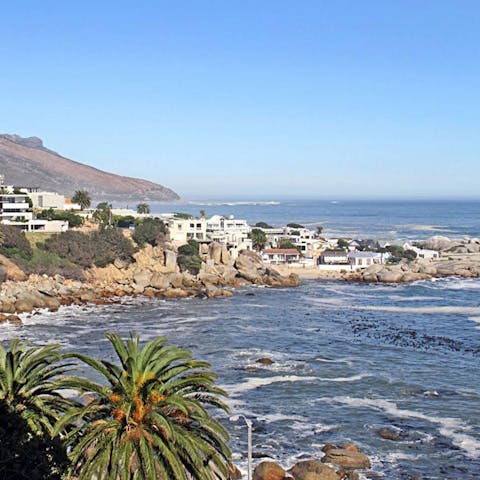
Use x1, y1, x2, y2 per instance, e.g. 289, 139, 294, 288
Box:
137, 203, 151, 215
0, 340, 79, 479
62, 333, 232, 480
0, 339, 79, 437
72, 190, 92, 211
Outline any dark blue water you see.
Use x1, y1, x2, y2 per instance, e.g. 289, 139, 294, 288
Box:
147, 198, 480, 240
2, 277, 480, 479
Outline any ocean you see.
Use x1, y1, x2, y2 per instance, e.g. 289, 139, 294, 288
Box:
1, 199, 480, 479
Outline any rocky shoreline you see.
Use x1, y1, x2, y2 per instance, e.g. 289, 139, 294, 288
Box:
250, 442, 371, 480
0, 241, 299, 324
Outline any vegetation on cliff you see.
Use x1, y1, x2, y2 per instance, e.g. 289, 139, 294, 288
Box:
40, 229, 136, 268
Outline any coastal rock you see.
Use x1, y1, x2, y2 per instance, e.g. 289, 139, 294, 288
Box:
149, 272, 171, 290
221, 244, 230, 265
253, 461, 287, 480
228, 465, 243, 480
164, 250, 178, 271
376, 269, 403, 283
0, 314, 22, 326
0, 254, 26, 281
235, 251, 264, 283
256, 357, 274, 365
160, 288, 191, 299
289, 460, 339, 480
362, 273, 378, 282
423, 236, 453, 251
400, 272, 429, 282
322, 448, 370, 470
168, 273, 185, 288
209, 242, 223, 265
133, 268, 153, 290
378, 428, 401, 441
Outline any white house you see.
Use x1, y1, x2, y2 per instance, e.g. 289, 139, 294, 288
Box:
348, 251, 385, 268
319, 250, 349, 265
206, 215, 252, 259
167, 217, 207, 245
0, 177, 68, 232
262, 248, 301, 265
26, 190, 66, 210
0, 192, 33, 224
403, 243, 440, 260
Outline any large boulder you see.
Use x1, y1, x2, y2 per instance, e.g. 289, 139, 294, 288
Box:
0, 255, 26, 281
235, 252, 265, 283
253, 461, 287, 480
220, 244, 230, 265
289, 460, 339, 480
133, 268, 152, 290
376, 269, 403, 283
149, 272, 171, 290
164, 250, 178, 271
423, 236, 452, 251
322, 448, 370, 470
208, 242, 223, 265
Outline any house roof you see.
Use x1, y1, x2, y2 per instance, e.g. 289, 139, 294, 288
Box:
348, 251, 382, 258
321, 250, 348, 256
263, 249, 299, 255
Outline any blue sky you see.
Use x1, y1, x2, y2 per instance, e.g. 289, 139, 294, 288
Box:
1, 1, 479, 198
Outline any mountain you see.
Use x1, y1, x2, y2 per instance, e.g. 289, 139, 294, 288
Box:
0, 134, 180, 202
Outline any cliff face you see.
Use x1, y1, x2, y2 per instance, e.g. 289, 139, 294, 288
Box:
0, 134, 180, 202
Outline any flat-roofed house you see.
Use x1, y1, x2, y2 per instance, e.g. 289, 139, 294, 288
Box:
319, 250, 349, 265
262, 248, 300, 265
348, 251, 385, 268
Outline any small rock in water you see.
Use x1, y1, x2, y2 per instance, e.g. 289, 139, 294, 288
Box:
253, 461, 286, 480
256, 357, 275, 365
289, 460, 339, 480
322, 447, 371, 470
377, 428, 401, 441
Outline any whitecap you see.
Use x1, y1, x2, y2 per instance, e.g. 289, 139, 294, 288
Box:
224, 375, 317, 395
355, 305, 480, 315
322, 396, 480, 459
317, 373, 371, 383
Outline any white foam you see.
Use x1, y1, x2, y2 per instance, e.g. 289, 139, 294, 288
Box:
356, 305, 480, 315
315, 357, 354, 366
323, 396, 480, 459
317, 373, 371, 383
257, 412, 306, 423
224, 375, 317, 395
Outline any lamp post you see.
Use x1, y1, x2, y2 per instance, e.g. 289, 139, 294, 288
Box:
230, 415, 253, 480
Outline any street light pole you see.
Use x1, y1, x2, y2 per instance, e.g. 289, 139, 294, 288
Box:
230, 415, 253, 480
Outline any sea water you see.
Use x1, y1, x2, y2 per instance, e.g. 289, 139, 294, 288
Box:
1, 199, 480, 479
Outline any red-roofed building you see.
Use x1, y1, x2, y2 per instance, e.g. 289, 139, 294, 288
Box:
261, 248, 301, 265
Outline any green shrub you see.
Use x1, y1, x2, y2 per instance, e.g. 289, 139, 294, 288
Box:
177, 240, 202, 274
0, 225, 33, 260
287, 223, 304, 228
41, 229, 135, 268
37, 208, 84, 228
254, 221, 272, 229
132, 218, 167, 246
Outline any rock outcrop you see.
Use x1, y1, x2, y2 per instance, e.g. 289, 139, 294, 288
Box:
0, 243, 299, 315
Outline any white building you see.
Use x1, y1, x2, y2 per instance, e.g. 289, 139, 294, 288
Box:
319, 250, 349, 265
348, 251, 385, 268
262, 248, 301, 265
167, 217, 207, 245
403, 243, 439, 260
26, 190, 66, 210
0, 192, 33, 223
206, 215, 252, 258
0, 178, 69, 232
